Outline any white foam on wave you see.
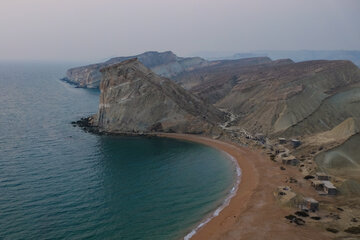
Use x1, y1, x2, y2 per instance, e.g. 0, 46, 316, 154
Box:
184, 152, 242, 240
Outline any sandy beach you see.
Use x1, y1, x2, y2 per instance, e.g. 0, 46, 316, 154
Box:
158, 133, 331, 240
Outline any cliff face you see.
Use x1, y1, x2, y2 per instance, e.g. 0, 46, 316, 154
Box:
64, 51, 210, 88
183, 59, 360, 137
93, 59, 226, 134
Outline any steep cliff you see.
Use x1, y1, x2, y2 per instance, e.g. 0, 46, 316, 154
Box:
92, 59, 226, 134
63, 51, 209, 88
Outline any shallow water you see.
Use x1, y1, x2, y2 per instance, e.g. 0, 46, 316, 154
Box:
0, 62, 236, 240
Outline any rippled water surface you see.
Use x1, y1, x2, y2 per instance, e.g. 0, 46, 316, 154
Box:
0, 62, 235, 240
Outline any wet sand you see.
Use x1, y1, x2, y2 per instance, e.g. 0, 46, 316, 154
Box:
157, 133, 331, 240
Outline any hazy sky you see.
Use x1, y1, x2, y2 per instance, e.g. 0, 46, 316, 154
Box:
0, 0, 359, 61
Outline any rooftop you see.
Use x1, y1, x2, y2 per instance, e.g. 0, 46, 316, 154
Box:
304, 197, 319, 203
316, 172, 329, 176
323, 181, 336, 189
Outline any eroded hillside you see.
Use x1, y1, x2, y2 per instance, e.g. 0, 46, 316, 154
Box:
92, 58, 226, 134
183, 60, 360, 137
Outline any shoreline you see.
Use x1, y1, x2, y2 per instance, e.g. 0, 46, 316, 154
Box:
157, 133, 331, 240
184, 151, 242, 240
71, 117, 332, 239
156, 133, 260, 240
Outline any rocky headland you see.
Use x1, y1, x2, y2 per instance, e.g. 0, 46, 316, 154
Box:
87, 58, 226, 135
63, 51, 210, 88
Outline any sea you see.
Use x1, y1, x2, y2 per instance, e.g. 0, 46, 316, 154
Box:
0, 62, 237, 240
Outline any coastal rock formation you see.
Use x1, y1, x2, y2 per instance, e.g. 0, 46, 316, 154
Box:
63, 51, 210, 88
92, 59, 226, 134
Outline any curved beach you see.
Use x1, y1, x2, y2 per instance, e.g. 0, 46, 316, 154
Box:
158, 133, 330, 240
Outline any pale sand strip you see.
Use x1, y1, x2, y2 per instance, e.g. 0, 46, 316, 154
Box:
157, 133, 331, 240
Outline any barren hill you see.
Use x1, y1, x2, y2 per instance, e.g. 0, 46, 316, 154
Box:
183, 60, 360, 137
92, 59, 226, 134
174, 57, 284, 89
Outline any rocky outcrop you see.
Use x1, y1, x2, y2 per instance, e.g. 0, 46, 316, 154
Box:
92, 59, 226, 134
63, 51, 210, 88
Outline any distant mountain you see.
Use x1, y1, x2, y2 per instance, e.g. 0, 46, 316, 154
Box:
91, 59, 226, 134
226, 50, 360, 67
63, 51, 210, 88
174, 57, 293, 90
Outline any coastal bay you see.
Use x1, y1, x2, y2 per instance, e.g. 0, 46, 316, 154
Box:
159, 134, 331, 240
0, 62, 236, 240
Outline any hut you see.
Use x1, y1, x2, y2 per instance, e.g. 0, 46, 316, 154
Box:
310, 180, 337, 195
323, 181, 337, 195
291, 139, 301, 148
282, 156, 298, 166
302, 197, 319, 212
316, 172, 331, 181
310, 180, 324, 191
278, 138, 287, 144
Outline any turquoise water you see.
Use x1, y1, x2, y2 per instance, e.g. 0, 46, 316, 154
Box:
0, 62, 236, 240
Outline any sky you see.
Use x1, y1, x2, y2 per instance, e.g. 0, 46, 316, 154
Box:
0, 0, 359, 61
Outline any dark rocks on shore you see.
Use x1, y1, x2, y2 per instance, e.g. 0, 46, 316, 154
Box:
71, 117, 101, 134
295, 211, 309, 217
344, 226, 360, 234
71, 116, 184, 138
304, 175, 315, 180
60, 77, 82, 87
326, 228, 339, 233
285, 214, 306, 225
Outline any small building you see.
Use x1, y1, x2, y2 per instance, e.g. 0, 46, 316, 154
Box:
282, 156, 298, 166
302, 197, 319, 212
278, 138, 287, 144
323, 181, 337, 195
291, 139, 301, 148
275, 146, 286, 154
316, 172, 331, 181
310, 180, 324, 191
255, 133, 265, 143
310, 180, 337, 195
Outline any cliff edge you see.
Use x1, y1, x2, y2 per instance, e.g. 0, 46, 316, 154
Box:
91, 59, 226, 134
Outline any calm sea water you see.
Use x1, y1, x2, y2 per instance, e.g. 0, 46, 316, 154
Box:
0, 62, 235, 240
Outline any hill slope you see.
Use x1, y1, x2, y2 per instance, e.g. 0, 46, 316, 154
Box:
184, 60, 360, 137
92, 59, 226, 134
